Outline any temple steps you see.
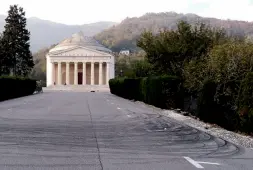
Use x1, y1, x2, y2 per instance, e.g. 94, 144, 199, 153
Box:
42, 85, 110, 92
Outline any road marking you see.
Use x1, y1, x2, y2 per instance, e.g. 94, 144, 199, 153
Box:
117, 107, 121, 110
184, 157, 204, 169
184, 157, 220, 169
111, 103, 114, 104
127, 115, 131, 117
197, 162, 220, 165
155, 130, 166, 132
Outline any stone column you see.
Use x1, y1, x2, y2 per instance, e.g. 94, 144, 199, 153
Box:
99, 62, 103, 85
57, 62, 62, 85
106, 62, 110, 85
74, 62, 78, 85
91, 62, 94, 85
66, 62, 70, 85
82, 62, 86, 85
51, 62, 55, 85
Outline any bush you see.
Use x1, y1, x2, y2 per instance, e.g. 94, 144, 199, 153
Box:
0, 76, 36, 101
238, 72, 253, 133
109, 76, 183, 109
197, 79, 239, 130
109, 78, 125, 97
197, 79, 218, 121
131, 60, 153, 77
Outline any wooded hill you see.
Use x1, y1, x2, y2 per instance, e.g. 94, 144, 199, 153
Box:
95, 12, 253, 52
0, 15, 116, 52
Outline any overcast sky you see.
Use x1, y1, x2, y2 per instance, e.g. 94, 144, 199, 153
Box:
0, 0, 252, 25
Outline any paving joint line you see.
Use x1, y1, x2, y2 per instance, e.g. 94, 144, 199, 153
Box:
87, 100, 104, 170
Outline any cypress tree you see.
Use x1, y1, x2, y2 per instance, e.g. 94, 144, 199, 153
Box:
0, 34, 3, 75
1, 5, 34, 76
0, 33, 10, 75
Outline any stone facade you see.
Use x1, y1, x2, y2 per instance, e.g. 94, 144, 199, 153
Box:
46, 32, 115, 87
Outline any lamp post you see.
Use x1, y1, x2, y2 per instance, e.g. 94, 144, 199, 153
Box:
120, 69, 123, 77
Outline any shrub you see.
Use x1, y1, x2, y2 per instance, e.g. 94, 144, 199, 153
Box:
238, 72, 253, 133
0, 76, 36, 101
197, 79, 218, 122
197, 79, 239, 130
131, 60, 154, 77
109, 76, 183, 109
109, 78, 125, 97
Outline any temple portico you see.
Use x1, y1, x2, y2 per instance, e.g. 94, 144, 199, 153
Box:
46, 32, 115, 90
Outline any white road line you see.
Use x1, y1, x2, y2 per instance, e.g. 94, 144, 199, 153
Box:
197, 162, 220, 165
184, 157, 204, 169
117, 107, 121, 110
111, 103, 114, 104
155, 130, 165, 132
127, 115, 131, 117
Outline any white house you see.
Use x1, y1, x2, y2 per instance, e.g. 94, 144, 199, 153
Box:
119, 50, 130, 56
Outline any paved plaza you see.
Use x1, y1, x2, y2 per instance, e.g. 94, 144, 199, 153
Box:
0, 92, 252, 170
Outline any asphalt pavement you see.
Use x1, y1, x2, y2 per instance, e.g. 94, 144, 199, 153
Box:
0, 92, 252, 170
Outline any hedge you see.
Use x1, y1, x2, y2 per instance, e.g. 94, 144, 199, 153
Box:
238, 72, 253, 133
109, 76, 183, 109
196, 79, 239, 130
109, 75, 253, 134
0, 76, 36, 101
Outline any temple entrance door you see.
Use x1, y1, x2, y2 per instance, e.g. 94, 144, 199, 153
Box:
78, 72, 83, 85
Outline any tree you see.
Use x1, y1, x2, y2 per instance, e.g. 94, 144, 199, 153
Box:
131, 59, 153, 77
30, 46, 53, 82
1, 5, 34, 76
0, 33, 11, 75
137, 21, 227, 77
0, 34, 3, 75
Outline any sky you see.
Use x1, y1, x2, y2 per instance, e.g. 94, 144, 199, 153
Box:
0, 0, 253, 25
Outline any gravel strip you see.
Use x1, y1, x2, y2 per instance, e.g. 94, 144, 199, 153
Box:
135, 101, 253, 149
161, 110, 253, 148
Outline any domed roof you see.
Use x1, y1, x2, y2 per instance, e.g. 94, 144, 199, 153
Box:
49, 31, 111, 54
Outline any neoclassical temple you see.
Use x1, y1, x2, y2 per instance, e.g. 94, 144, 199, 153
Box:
46, 32, 115, 88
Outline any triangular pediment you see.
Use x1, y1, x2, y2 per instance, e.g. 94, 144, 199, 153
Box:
49, 46, 111, 57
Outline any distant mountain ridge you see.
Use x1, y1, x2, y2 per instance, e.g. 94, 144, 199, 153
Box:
95, 12, 253, 52
25, 11, 253, 82
0, 15, 116, 52
2, 12, 253, 53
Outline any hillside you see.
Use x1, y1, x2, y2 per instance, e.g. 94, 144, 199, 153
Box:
0, 15, 116, 52
95, 12, 253, 52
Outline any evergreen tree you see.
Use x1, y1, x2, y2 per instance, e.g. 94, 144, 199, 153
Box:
1, 5, 34, 76
0, 34, 3, 75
